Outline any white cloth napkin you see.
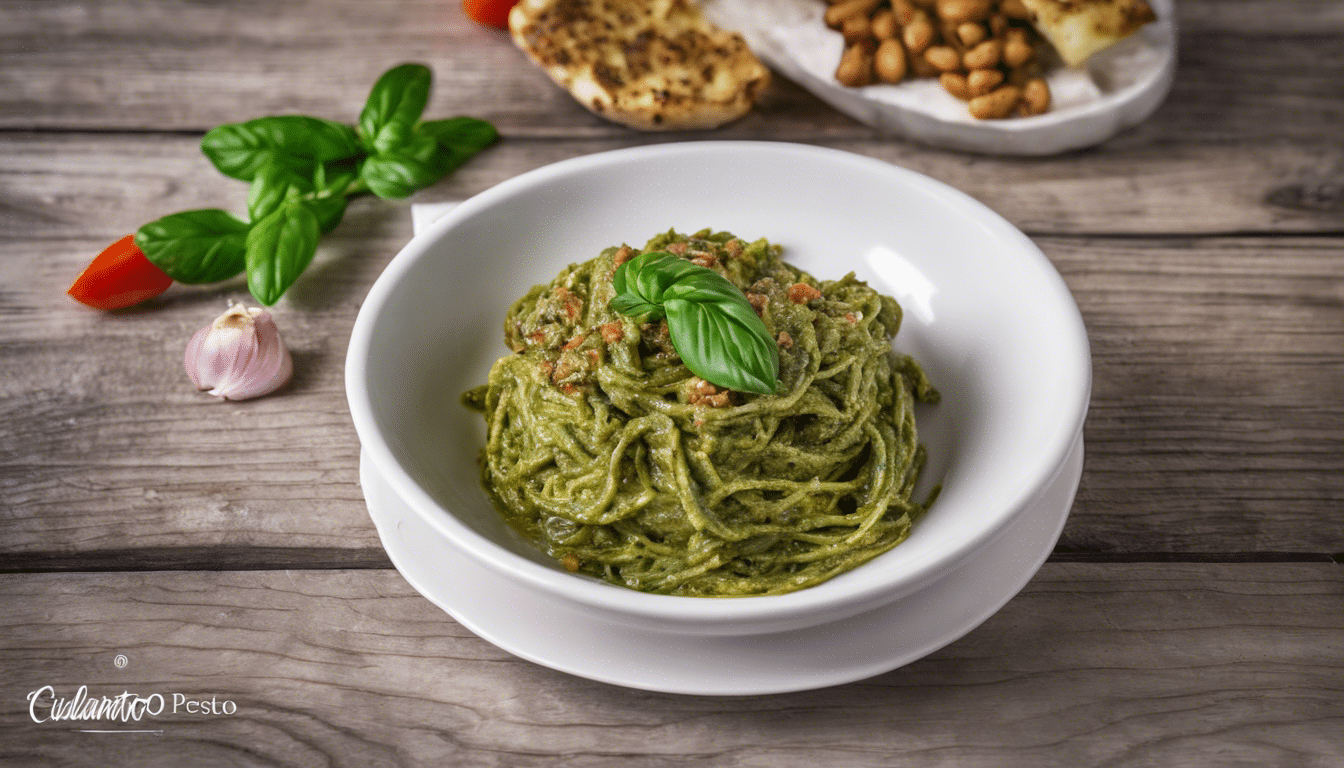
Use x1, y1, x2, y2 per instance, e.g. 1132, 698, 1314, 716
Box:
410, 202, 460, 236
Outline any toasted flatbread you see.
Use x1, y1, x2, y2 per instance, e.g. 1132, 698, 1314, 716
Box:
508, 0, 770, 131
1020, 0, 1157, 66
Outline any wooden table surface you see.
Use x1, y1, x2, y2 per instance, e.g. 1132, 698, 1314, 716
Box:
2, 1, 1341, 765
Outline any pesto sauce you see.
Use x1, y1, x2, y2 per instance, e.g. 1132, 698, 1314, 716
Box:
464, 229, 937, 596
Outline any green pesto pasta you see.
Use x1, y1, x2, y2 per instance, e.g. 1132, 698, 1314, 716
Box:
462, 229, 939, 596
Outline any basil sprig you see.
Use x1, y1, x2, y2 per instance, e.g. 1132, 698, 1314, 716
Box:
611, 252, 780, 395
134, 63, 498, 305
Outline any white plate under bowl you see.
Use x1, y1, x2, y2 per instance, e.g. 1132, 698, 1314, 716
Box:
703, 0, 1176, 155
360, 431, 1082, 695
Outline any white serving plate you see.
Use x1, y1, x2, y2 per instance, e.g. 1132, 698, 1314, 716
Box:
703, 0, 1177, 155
360, 430, 1082, 695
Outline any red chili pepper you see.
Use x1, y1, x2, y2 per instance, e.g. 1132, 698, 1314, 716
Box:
463, 0, 518, 29
67, 235, 174, 310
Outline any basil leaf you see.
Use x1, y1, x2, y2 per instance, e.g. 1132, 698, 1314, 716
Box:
247, 161, 347, 234
418, 116, 498, 169
202, 116, 362, 182
360, 133, 449, 200
359, 63, 433, 154
315, 160, 359, 196
616, 252, 703, 304
305, 194, 348, 234
135, 209, 250, 284
247, 161, 312, 222
609, 293, 663, 321
609, 251, 780, 394
245, 203, 320, 305
666, 297, 779, 396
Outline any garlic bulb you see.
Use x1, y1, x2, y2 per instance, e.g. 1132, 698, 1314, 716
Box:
185, 304, 293, 400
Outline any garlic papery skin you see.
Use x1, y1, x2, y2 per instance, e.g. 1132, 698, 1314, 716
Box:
185, 304, 293, 401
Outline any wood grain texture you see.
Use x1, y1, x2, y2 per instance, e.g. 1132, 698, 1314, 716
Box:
0, 564, 1340, 767
1057, 237, 1344, 554
4, 134, 1343, 238
1, 1, 1342, 143
3, 227, 1341, 565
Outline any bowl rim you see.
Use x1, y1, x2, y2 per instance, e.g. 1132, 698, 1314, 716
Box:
345, 141, 1092, 627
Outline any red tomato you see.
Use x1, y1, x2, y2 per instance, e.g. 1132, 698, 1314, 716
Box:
67, 235, 174, 310
463, 0, 518, 29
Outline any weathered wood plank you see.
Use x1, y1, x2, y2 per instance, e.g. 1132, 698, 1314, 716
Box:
1058, 237, 1344, 554
3, 134, 1342, 238
0, 1, 1341, 143
0, 564, 1339, 767
2, 231, 1341, 567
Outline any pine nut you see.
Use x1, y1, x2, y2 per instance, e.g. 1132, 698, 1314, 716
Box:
825, 0, 882, 29
872, 10, 898, 40
1021, 77, 1051, 115
842, 13, 872, 44
962, 38, 1001, 69
875, 38, 909, 83
936, 0, 989, 24
835, 42, 876, 87
902, 13, 935, 55
968, 84, 1021, 119
1003, 36, 1034, 67
924, 45, 962, 73
957, 22, 986, 47
939, 72, 972, 100
966, 68, 1004, 96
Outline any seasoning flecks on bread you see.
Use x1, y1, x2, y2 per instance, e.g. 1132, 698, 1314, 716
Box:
508, 0, 771, 131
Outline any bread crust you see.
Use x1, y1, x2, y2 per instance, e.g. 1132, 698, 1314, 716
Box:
509, 0, 771, 131
1019, 0, 1157, 66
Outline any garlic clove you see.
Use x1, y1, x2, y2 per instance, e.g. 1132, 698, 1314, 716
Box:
185, 304, 293, 401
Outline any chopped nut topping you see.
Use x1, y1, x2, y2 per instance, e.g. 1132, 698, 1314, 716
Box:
777, 331, 793, 349
788, 282, 822, 304
552, 357, 578, 383
560, 553, 581, 572
687, 376, 732, 407
554, 286, 584, 320
599, 321, 625, 343
746, 292, 769, 314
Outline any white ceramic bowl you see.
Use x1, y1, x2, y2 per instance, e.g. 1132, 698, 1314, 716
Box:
346, 142, 1091, 636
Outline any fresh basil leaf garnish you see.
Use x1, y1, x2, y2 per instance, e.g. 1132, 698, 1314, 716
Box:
609, 252, 780, 395
135, 209, 250, 284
